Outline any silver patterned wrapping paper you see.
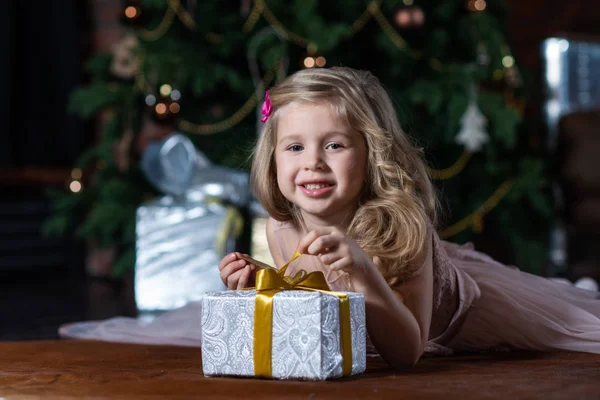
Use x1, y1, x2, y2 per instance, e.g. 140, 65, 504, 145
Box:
135, 196, 236, 312
201, 290, 366, 380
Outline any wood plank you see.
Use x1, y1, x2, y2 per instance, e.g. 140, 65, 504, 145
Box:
0, 340, 598, 399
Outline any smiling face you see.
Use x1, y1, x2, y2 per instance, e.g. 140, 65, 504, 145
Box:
274, 101, 367, 228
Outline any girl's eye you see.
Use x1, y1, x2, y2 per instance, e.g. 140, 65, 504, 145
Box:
326, 143, 343, 150
288, 144, 303, 152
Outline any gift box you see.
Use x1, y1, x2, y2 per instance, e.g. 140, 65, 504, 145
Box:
135, 195, 242, 312
135, 132, 254, 312
201, 269, 366, 380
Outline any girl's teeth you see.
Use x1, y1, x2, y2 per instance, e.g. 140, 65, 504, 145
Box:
304, 184, 329, 190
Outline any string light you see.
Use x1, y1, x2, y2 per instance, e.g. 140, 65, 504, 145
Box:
411, 7, 425, 26
303, 55, 326, 69
124, 6, 140, 20
155, 103, 167, 115
169, 103, 180, 113
71, 168, 82, 180
145, 94, 156, 106
69, 180, 83, 193
303, 57, 316, 68
467, 0, 486, 11
395, 5, 425, 28
170, 89, 181, 101
395, 9, 411, 27
159, 84, 172, 96
502, 55, 515, 68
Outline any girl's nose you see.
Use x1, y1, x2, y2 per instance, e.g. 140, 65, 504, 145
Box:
304, 149, 326, 171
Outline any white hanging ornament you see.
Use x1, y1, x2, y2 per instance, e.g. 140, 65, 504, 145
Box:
455, 99, 489, 152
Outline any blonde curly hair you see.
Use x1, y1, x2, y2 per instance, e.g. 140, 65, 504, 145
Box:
251, 67, 437, 284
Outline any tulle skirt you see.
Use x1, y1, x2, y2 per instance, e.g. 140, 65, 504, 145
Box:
439, 243, 600, 354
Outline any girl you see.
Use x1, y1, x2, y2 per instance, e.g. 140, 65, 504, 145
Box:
218, 66, 600, 368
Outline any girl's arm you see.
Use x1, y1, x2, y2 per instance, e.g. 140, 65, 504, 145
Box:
269, 220, 434, 368
351, 231, 433, 368
296, 226, 434, 368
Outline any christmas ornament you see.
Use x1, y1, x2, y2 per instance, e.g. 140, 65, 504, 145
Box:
455, 98, 489, 152
110, 34, 140, 79
504, 67, 522, 87
477, 42, 490, 66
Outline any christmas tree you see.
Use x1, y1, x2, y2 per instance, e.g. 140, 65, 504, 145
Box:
44, 0, 552, 276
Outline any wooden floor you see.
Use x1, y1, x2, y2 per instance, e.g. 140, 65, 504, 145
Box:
1, 269, 599, 398
0, 340, 598, 399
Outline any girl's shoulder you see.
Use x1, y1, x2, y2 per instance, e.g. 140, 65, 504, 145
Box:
266, 217, 301, 240
266, 217, 296, 231
266, 218, 303, 266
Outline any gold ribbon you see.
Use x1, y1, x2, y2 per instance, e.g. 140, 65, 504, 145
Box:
250, 251, 353, 378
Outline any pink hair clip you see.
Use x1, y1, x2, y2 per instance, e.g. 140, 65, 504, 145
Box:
260, 90, 272, 123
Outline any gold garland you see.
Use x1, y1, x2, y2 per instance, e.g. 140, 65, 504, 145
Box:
367, 1, 449, 71
258, 0, 381, 50
133, 55, 150, 93
243, 0, 265, 33
171, 0, 195, 29
367, 1, 408, 50
134, 54, 275, 135
136, 4, 177, 41
428, 151, 472, 180
177, 70, 275, 135
136, 0, 222, 44
438, 179, 515, 238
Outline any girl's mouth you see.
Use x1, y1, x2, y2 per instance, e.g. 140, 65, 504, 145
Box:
299, 183, 334, 197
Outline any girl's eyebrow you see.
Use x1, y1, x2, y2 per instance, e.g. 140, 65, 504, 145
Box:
277, 131, 351, 145
277, 134, 303, 145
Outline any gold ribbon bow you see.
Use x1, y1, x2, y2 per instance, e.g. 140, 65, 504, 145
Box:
249, 251, 353, 378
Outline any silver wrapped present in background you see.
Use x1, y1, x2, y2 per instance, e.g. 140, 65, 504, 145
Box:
135, 194, 242, 311
136, 133, 249, 312
201, 290, 366, 380
543, 37, 600, 149
542, 37, 600, 276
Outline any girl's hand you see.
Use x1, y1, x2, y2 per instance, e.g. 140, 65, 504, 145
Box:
218, 252, 256, 289
297, 227, 373, 273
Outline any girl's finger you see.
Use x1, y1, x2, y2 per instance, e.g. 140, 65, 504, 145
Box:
297, 228, 332, 254
307, 234, 338, 255
329, 257, 352, 272
318, 251, 341, 266
220, 259, 247, 283
218, 253, 238, 270
237, 265, 251, 290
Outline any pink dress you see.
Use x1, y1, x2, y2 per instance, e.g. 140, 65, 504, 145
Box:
60, 220, 600, 355
271, 220, 600, 355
